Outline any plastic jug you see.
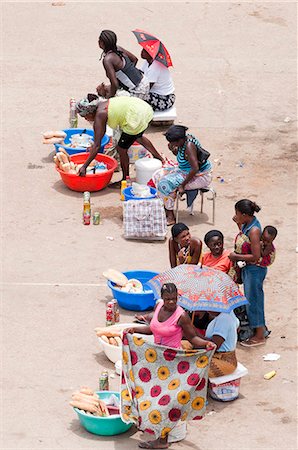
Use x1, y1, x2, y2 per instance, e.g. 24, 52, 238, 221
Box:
135, 158, 162, 185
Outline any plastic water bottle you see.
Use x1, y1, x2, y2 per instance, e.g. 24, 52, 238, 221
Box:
83, 200, 91, 225
69, 97, 78, 128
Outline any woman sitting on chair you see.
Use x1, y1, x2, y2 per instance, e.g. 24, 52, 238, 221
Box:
153, 125, 212, 225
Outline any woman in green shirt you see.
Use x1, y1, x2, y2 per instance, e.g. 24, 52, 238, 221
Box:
76, 94, 163, 182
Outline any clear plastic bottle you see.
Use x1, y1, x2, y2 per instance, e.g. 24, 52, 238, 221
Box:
83, 200, 91, 225
69, 97, 78, 128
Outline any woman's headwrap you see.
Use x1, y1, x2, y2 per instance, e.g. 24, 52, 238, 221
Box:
164, 125, 188, 142
76, 93, 101, 117
204, 230, 224, 245
171, 222, 189, 239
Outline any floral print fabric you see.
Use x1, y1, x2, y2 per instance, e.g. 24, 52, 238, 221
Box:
120, 332, 214, 438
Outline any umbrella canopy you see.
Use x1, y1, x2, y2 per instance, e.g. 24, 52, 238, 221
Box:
132, 29, 173, 68
148, 265, 248, 313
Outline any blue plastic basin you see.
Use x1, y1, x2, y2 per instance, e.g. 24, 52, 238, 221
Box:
54, 128, 109, 155
74, 391, 132, 436
123, 186, 157, 201
107, 270, 159, 311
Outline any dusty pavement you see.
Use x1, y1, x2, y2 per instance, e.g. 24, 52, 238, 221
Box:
1, 1, 297, 449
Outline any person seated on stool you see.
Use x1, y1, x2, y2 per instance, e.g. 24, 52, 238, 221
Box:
152, 125, 212, 225
140, 48, 175, 111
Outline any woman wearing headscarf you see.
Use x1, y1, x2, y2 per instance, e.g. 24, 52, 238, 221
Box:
168, 223, 202, 268
153, 125, 212, 225
96, 30, 150, 100
76, 94, 163, 181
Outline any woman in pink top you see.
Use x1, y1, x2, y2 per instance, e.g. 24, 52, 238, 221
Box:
129, 283, 214, 350
127, 283, 214, 449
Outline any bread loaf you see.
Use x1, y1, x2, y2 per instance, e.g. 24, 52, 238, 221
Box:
108, 337, 117, 346
60, 153, 69, 164
43, 137, 65, 144
62, 163, 71, 172
43, 130, 55, 139
69, 400, 98, 414
99, 335, 109, 344
80, 387, 94, 396
43, 130, 67, 139
114, 336, 122, 346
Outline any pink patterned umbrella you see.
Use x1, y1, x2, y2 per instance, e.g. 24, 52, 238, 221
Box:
148, 265, 248, 313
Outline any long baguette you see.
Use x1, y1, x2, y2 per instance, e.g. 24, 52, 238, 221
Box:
71, 394, 99, 406
43, 137, 65, 144
109, 337, 118, 346
72, 391, 99, 401
80, 387, 94, 396
43, 131, 67, 139
56, 152, 64, 163
53, 130, 67, 138
60, 153, 69, 164
58, 147, 70, 160
96, 331, 121, 338
69, 401, 98, 414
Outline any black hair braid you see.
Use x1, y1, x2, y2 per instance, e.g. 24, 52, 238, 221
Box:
99, 30, 123, 59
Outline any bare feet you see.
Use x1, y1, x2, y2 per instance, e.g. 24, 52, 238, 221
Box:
138, 438, 169, 449
166, 211, 176, 226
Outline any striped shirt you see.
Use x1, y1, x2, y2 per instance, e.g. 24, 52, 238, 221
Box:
177, 134, 211, 173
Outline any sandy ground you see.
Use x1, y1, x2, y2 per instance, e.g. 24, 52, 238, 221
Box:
1, 1, 297, 449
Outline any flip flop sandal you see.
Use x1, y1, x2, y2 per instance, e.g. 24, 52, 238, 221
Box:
240, 339, 266, 347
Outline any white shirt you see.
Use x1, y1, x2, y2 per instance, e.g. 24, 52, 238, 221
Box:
141, 60, 175, 96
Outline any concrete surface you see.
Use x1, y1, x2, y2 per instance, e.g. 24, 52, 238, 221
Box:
1, 1, 297, 449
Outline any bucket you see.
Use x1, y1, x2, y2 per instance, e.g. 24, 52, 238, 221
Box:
208, 362, 248, 402
127, 142, 147, 163
209, 378, 241, 402
135, 158, 162, 185
123, 186, 157, 201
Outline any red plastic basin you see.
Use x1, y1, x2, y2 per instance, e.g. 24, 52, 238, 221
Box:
56, 153, 118, 192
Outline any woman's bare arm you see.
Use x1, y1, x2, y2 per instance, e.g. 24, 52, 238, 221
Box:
169, 237, 178, 268
179, 313, 215, 349
189, 238, 202, 265
118, 46, 138, 65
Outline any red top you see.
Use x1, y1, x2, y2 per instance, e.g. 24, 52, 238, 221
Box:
202, 249, 232, 274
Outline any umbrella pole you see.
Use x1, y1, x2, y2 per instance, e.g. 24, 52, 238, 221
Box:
191, 311, 195, 324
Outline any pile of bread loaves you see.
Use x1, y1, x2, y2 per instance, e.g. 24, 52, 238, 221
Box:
53, 148, 100, 174
70, 387, 111, 416
95, 327, 122, 347
42, 130, 66, 145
